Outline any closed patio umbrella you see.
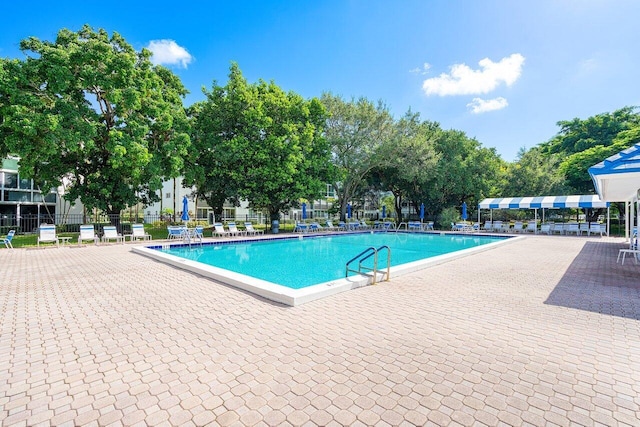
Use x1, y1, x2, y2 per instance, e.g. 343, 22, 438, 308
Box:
461, 202, 468, 221
420, 203, 425, 222
302, 202, 307, 219
382, 205, 386, 219
347, 203, 352, 219
181, 196, 190, 223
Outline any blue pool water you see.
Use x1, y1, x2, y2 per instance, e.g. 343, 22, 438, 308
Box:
157, 233, 506, 289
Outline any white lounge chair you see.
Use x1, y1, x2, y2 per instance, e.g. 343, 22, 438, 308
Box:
244, 222, 264, 235
525, 222, 537, 233
227, 222, 246, 236
78, 225, 99, 245
102, 226, 124, 244
130, 223, 152, 241
540, 224, 552, 235
512, 221, 524, 233
579, 223, 590, 236
589, 223, 606, 236
566, 223, 580, 235
38, 224, 59, 247
213, 223, 233, 238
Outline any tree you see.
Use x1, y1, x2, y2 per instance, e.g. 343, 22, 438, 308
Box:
501, 147, 567, 196
422, 130, 504, 220
0, 25, 190, 219
371, 111, 440, 221
186, 63, 333, 222
321, 93, 394, 221
540, 107, 640, 193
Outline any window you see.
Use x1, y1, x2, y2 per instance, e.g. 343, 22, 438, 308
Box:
3, 173, 17, 189
19, 177, 31, 190
166, 192, 171, 199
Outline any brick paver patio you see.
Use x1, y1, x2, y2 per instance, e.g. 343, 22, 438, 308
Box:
1, 234, 639, 426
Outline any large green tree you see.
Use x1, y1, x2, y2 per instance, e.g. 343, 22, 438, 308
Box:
321, 93, 394, 221
422, 130, 504, 219
540, 106, 640, 193
371, 111, 440, 221
186, 63, 333, 222
501, 147, 568, 196
0, 25, 190, 218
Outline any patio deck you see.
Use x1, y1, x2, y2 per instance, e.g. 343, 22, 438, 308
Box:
1, 235, 639, 426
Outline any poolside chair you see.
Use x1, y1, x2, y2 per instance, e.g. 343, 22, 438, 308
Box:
130, 223, 152, 241
525, 221, 537, 233
482, 221, 492, 231
37, 224, 59, 248
294, 222, 309, 233
3, 230, 15, 249
213, 223, 233, 238
78, 225, 99, 246
408, 221, 423, 232
167, 226, 184, 239
102, 226, 125, 244
337, 221, 348, 231
227, 222, 246, 236
566, 223, 580, 235
244, 222, 264, 235
189, 225, 204, 243
493, 221, 503, 232
589, 223, 605, 237
425, 221, 435, 231
381, 221, 394, 231
540, 224, 552, 235
324, 220, 339, 231
309, 222, 324, 232
579, 223, 589, 236
512, 221, 524, 233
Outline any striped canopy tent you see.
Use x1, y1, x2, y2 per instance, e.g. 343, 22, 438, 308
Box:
478, 195, 610, 232
589, 143, 640, 240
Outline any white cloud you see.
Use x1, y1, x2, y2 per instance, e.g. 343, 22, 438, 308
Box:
147, 40, 193, 68
422, 53, 525, 96
467, 97, 509, 114
410, 62, 431, 75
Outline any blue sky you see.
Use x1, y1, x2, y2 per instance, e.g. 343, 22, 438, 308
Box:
1, 0, 639, 161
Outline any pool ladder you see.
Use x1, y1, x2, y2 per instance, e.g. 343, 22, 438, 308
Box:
345, 245, 391, 285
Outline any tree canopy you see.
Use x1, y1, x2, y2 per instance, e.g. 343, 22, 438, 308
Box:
321, 93, 394, 221
0, 25, 190, 216
185, 63, 333, 221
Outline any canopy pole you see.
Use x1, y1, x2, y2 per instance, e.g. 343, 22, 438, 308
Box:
625, 201, 630, 241
607, 206, 610, 237
490, 209, 493, 223
477, 207, 480, 226
534, 209, 537, 234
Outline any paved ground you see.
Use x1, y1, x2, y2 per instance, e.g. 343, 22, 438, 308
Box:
1, 234, 639, 426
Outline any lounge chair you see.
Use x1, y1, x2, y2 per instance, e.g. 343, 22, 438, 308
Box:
425, 221, 435, 231
408, 221, 423, 232
324, 220, 339, 231
589, 223, 604, 236
130, 223, 152, 241
525, 222, 537, 233
566, 223, 580, 235
579, 223, 590, 236
227, 222, 246, 236
3, 230, 15, 249
213, 223, 233, 238
512, 221, 524, 233
482, 221, 492, 231
493, 221, 503, 232
244, 222, 264, 235
540, 224, 552, 235
38, 224, 59, 247
102, 226, 125, 244
337, 221, 348, 231
167, 226, 184, 239
310, 222, 323, 232
78, 225, 99, 246
294, 222, 309, 233
189, 225, 204, 243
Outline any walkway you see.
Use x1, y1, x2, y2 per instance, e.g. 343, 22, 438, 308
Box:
1, 235, 639, 426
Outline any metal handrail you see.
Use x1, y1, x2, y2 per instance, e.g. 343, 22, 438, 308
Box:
345, 245, 392, 285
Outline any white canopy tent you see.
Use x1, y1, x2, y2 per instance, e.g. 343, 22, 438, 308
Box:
589, 143, 640, 240
477, 195, 610, 233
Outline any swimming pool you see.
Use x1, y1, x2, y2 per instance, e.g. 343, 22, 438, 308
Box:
133, 232, 518, 306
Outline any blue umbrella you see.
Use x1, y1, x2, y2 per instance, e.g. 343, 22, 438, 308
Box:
302, 202, 307, 219
181, 196, 190, 222
382, 205, 386, 219
347, 203, 352, 219
420, 203, 425, 221
461, 202, 468, 221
